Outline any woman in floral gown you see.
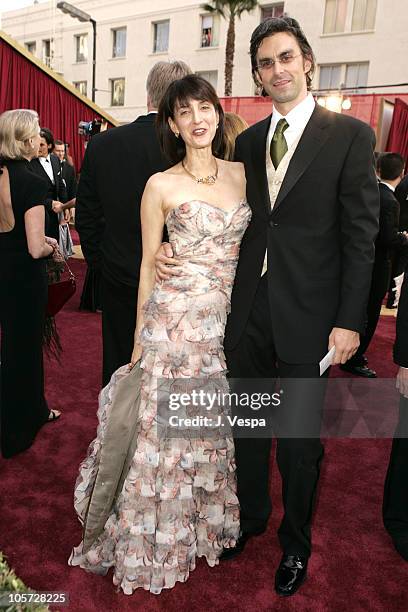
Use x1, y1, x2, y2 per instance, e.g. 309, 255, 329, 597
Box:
69, 75, 251, 594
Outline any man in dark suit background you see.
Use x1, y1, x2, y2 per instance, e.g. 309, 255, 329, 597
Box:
219, 17, 379, 596
30, 127, 67, 240
76, 60, 191, 386
54, 140, 77, 202
383, 270, 408, 562
341, 153, 407, 377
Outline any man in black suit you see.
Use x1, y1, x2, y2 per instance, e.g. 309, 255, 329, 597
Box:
54, 140, 77, 202
155, 18, 379, 595
219, 17, 379, 595
342, 153, 407, 377
76, 60, 191, 386
30, 128, 67, 240
383, 269, 408, 561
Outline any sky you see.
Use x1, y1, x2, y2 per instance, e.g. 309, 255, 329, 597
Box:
0, 0, 49, 16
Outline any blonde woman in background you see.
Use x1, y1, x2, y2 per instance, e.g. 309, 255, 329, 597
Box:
0, 109, 61, 459
222, 112, 249, 161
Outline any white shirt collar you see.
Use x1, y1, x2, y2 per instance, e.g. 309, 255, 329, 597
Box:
268, 94, 315, 147
380, 180, 395, 192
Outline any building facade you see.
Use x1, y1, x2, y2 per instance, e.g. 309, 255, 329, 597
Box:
2, 0, 407, 123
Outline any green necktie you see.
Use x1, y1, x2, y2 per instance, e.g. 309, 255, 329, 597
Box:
270, 118, 289, 169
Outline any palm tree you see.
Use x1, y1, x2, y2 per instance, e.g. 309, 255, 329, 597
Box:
201, 0, 259, 96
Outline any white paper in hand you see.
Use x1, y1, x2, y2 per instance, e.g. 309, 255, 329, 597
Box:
319, 346, 336, 376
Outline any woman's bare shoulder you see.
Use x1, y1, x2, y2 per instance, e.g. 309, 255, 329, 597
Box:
145, 168, 180, 192
219, 159, 246, 185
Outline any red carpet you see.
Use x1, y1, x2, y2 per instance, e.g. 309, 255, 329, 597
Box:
1, 259, 407, 611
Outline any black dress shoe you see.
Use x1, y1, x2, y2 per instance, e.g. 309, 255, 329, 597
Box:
219, 532, 253, 561
361, 355, 368, 365
275, 554, 308, 597
340, 363, 377, 378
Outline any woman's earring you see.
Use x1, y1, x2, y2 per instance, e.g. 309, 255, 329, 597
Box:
174, 131, 179, 138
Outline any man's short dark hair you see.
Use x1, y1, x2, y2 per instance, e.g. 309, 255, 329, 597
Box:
40, 127, 55, 151
379, 153, 405, 181
250, 16, 315, 95
55, 139, 65, 146
157, 74, 224, 164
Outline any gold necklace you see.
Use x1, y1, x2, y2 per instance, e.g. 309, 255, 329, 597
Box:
182, 159, 218, 185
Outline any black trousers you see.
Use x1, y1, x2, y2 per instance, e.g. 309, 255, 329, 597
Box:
101, 275, 138, 387
383, 394, 408, 544
225, 275, 326, 557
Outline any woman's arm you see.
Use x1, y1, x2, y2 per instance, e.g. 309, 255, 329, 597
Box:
130, 175, 165, 367
25, 205, 54, 259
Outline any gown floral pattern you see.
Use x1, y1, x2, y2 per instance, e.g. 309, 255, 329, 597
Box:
68, 199, 252, 594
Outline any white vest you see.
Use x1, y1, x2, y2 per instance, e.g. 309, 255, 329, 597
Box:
262, 132, 303, 276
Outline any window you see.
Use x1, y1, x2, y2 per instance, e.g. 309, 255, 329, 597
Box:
42, 39, 51, 66
351, 0, 377, 31
318, 64, 342, 90
200, 15, 219, 48
345, 62, 369, 90
153, 20, 169, 53
111, 78, 125, 106
73, 81, 88, 97
323, 0, 347, 33
25, 41, 36, 55
261, 3, 285, 20
75, 34, 88, 62
112, 27, 127, 58
196, 70, 218, 90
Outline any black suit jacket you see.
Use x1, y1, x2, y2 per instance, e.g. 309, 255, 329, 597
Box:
376, 183, 408, 260
394, 270, 408, 367
395, 174, 408, 231
225, 104, 380, 363
30, 156, 67, 240
59, 158, 77, 201
75, 114, 169, 287
371, 183, 408, 295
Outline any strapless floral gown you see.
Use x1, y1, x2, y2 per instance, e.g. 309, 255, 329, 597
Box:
68, 199, 251, 594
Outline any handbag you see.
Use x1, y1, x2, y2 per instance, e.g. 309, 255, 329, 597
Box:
47, 255, 76, 316
58, 217, 74, 259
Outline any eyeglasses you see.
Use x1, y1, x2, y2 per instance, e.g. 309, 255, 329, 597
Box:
256, 53, 302, 72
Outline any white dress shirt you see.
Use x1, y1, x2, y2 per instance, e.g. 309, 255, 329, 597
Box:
379, 180, 395, 192
266, 93, 316, 156
39, 154, 55, 184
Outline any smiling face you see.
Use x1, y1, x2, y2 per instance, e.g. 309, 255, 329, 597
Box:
255, 32, 311, 114
168, 98, 219, 150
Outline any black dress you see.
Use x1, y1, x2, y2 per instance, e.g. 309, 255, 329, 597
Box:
0, 159, 50, 458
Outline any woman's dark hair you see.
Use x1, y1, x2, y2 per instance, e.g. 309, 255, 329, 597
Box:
40, 127, 55, 151
250, 16, 316, 96
157, 74, 224, 164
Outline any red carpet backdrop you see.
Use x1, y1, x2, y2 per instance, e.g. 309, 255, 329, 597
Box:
0, 259, 407, 611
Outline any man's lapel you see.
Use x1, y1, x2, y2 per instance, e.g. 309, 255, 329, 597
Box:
34, 158, 53, 185
251, 115, 272, 218
273, 104, 332, 212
